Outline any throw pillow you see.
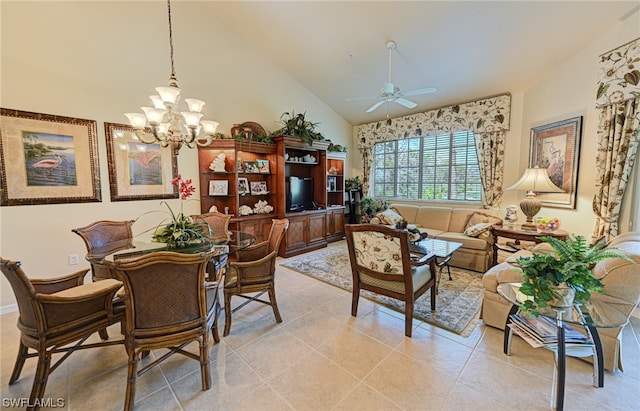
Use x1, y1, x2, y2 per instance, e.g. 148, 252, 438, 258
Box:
464, 222, 493, 237
375, 208, 404, 226
465, 211, 502, 229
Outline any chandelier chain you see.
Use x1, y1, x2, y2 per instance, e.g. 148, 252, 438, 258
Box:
167, 0, 176, 81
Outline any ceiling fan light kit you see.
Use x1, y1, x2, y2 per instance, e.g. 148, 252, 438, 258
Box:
347, 40, 436, 114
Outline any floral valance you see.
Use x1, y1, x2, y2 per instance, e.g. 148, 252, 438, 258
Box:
355, 93, 511, 150
596, 37, 640, 107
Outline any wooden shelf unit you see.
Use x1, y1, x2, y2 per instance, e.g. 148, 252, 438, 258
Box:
197, 140, 278, 243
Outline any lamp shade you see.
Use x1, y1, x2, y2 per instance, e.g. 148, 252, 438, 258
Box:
506, 167, 564, 193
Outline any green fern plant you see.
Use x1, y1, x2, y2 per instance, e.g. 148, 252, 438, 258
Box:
517, 235, 634, 316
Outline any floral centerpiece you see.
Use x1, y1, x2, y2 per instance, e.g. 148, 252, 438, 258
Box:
152, 175, 206, 249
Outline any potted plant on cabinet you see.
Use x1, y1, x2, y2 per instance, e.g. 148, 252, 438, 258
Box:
517, 235, 634, 316
274, 111, 325, 146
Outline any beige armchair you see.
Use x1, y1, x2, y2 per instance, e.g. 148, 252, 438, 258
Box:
481, 232, 640, 372
345, 223, 437, 337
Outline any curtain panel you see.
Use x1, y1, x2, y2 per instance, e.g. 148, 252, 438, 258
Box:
355, 93, 511, 208
593, 37, 640, 240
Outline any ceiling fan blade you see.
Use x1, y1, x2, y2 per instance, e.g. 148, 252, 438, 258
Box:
346, 95, 381, 102
366, 100, 386, 113
402, 87, 437, 97
394, 97, 417, 109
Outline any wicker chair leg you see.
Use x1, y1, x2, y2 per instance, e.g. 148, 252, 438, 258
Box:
211, 301, 221, 343
98, 328, 109, 340
223, 292, 232, 337
199, 338, 211, 391
268, 287, 282, 323
30, 350, 52, 410
9, 342, 28, 384
124, 351, 138, 411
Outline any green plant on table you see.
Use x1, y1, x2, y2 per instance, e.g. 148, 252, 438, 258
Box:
345, 176, 361, 191
152, 175, 206, 249
517, 235, 634, 316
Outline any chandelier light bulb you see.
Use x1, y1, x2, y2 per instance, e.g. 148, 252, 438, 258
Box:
149, 95, 165, 109
185, 98, 205, 113
200, 120, 219, 134
156, 86, 181, 104
125, 113, 147, 129
141, 107, 166, 125
181, 111, 203, 127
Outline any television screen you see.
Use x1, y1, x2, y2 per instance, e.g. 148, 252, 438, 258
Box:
287, 176, 314, 211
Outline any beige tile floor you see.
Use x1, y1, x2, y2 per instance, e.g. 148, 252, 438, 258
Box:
2, 247, 640, 410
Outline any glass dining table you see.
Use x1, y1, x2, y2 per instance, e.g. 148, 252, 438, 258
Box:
86, 231, 256, 265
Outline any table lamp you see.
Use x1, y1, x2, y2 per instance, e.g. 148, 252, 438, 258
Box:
506, 166, 563, 231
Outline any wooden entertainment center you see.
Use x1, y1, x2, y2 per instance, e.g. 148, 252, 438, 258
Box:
197, 135, 346, 257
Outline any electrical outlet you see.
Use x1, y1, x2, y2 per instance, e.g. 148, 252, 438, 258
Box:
68, 254, 80, 265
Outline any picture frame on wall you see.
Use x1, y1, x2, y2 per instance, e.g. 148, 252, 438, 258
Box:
104, 122, 178, 201
238, 177, 249, 195
0, 108, 101, 206
529, 116, 582, 209
209, 180, 229, 196
250, 181, 268, 195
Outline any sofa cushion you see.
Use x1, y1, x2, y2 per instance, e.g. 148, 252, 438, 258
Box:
375, 208, 405, 226
465, 211, 502, 229
449, 209, 479, 233
434, 232, 488, 251
464, 222, 493, 237
389, 204, 419, 224
415, 207, 451, 231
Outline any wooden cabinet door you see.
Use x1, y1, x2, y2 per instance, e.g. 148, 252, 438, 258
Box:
307, 213, 327, 246
285, 215, 307, 251
332, 210, 345, 237
237, 216, 273, 243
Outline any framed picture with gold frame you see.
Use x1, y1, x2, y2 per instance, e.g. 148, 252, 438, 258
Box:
0, 108, 101, 206
529, 116, 582, 209
105, 122, 178, 201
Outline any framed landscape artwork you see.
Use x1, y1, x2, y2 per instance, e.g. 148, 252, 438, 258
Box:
0, 108, 101, 206
104, 122, 178, 201
529, 116, 582, 209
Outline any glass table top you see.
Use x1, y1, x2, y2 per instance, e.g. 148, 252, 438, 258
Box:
409, 238, 463, 259
497, 282, 632, 329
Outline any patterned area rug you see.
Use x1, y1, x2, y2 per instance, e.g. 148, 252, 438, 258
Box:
280, 243, 483, 337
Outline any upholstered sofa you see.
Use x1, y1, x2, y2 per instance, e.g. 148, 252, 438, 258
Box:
481, 232, 640, 372
380, 204, 502, 272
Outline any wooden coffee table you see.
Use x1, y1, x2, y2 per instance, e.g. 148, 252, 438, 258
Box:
491, 225, 568, 266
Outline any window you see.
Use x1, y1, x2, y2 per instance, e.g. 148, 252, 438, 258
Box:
372, 131, 481, 202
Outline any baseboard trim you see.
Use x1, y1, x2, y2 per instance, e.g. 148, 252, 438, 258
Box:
1, 304, 18, 315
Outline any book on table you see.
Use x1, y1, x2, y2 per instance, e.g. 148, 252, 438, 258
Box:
508, 314, 592, 349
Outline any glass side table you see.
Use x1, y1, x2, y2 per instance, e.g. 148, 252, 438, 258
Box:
497, 282, 632, 411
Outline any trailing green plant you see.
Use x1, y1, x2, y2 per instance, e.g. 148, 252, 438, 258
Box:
327, 142, 347, 153
345, 176, 361, 191
517, 235, 634, 316
275, 111, 325, 146
358, 196, 390, 223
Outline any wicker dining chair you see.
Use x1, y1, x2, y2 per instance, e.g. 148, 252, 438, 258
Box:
192, 211, 232, 280
345, 223, 438, 337
1, 258, 123, 411
109, 251, 221, 411
234, 218, 289, 262
72, 220, 135, 281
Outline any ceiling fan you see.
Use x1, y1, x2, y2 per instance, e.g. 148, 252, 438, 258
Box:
347, 40, 436, 113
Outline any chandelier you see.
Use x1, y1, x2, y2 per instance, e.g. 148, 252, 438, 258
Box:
125, 0, 218, 155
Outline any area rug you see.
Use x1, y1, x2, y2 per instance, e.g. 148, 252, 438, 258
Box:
280, 243, 483, 337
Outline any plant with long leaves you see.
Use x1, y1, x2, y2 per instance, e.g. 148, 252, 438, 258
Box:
517, 235, 634, 316
152, 175, 206, 249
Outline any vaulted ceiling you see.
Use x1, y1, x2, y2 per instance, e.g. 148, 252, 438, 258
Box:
204, 1, 639, 125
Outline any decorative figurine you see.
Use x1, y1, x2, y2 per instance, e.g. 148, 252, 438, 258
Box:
209, 153, 226, 172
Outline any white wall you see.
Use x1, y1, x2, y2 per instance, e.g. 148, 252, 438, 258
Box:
519, 9, 640, 238
0, 1, 351, 309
